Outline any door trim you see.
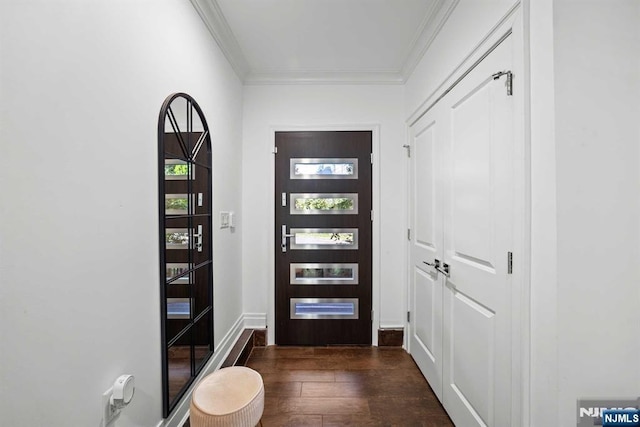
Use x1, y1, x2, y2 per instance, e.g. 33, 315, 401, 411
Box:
266, 124, 381, 345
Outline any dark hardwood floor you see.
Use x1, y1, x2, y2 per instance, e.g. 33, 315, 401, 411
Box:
248, 346, 453, 426
184, 345, 453, 426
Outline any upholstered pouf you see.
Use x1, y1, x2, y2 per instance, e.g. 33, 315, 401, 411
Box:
190, 366, 264, 427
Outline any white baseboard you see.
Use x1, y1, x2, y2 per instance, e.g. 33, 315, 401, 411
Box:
242, 312, 267, 329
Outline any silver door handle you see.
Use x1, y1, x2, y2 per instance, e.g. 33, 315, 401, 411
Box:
281, 225, 295, 252
435, 261, 450, 277
422, 259, 440, 275
423, 259, 449, 276
192, 225, 203, 252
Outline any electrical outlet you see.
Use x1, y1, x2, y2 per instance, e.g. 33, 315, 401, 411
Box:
102, 387, 120, 427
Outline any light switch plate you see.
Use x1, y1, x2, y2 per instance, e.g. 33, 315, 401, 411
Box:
220, 211, 230, 229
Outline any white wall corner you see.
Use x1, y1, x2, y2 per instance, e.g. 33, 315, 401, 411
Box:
189, 0, 250, 81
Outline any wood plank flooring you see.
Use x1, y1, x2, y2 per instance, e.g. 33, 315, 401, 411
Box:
246, 346, 453, 426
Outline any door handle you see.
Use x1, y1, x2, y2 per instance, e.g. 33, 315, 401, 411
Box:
423, 259, 450, 277
435, 261, 450, 277
281, 225, 295, 252
192, 225, 203, 252
423, 259, 440, 269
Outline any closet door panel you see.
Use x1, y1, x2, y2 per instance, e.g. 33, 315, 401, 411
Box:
441, 35, 514, 427
408, 111, 444, 401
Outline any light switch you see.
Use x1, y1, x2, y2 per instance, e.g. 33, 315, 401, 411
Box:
220, 211, 230, 229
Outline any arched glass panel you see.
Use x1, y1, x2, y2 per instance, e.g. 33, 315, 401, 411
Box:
158, 93, 213, 417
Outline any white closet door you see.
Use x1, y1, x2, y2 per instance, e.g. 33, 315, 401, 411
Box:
441, 36, 514, 427
408, 107, 445, 400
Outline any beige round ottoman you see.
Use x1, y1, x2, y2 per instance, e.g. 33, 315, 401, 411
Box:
190, 366, 264, 427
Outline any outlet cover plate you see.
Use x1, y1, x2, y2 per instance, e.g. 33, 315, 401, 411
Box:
102, 387, 119, 427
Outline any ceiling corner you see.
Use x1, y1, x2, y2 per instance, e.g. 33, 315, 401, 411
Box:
400, 0, 460, 82
190, 0, 251, 81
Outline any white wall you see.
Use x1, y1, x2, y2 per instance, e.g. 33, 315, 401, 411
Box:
241, 85, 406, 341
528, 0, 559, 425
553, 1, 640, 426
0, 1, 243, 426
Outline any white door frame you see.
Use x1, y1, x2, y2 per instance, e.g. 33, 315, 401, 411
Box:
405, 6, 529, 426
265, 123, 381, 346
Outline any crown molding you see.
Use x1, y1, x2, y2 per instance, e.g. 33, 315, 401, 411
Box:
244, 70, 405, 86
190, 0, 458, 85
401, 0, 460, 82
190, 0, 250, 80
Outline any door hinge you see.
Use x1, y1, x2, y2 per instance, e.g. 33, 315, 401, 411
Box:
272, 146, 278, 154
403, 144, 411, 158
370, 210, 374, 222
508, 251, 513, 274
407, 311, 411, 322
407, 228, 411, 241
370, 152, 374, 164
492, 70, 513, 96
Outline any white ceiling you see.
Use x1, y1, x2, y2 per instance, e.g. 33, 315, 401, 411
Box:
190, 0, 456, 84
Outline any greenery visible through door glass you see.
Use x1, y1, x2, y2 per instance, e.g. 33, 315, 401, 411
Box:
165, 198, 188, 211
165, 163, 189, 176
166, 231, 189, 245
295, 197, 354, 211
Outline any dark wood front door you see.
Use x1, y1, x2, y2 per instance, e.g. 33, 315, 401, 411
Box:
275, 131, 372, 345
